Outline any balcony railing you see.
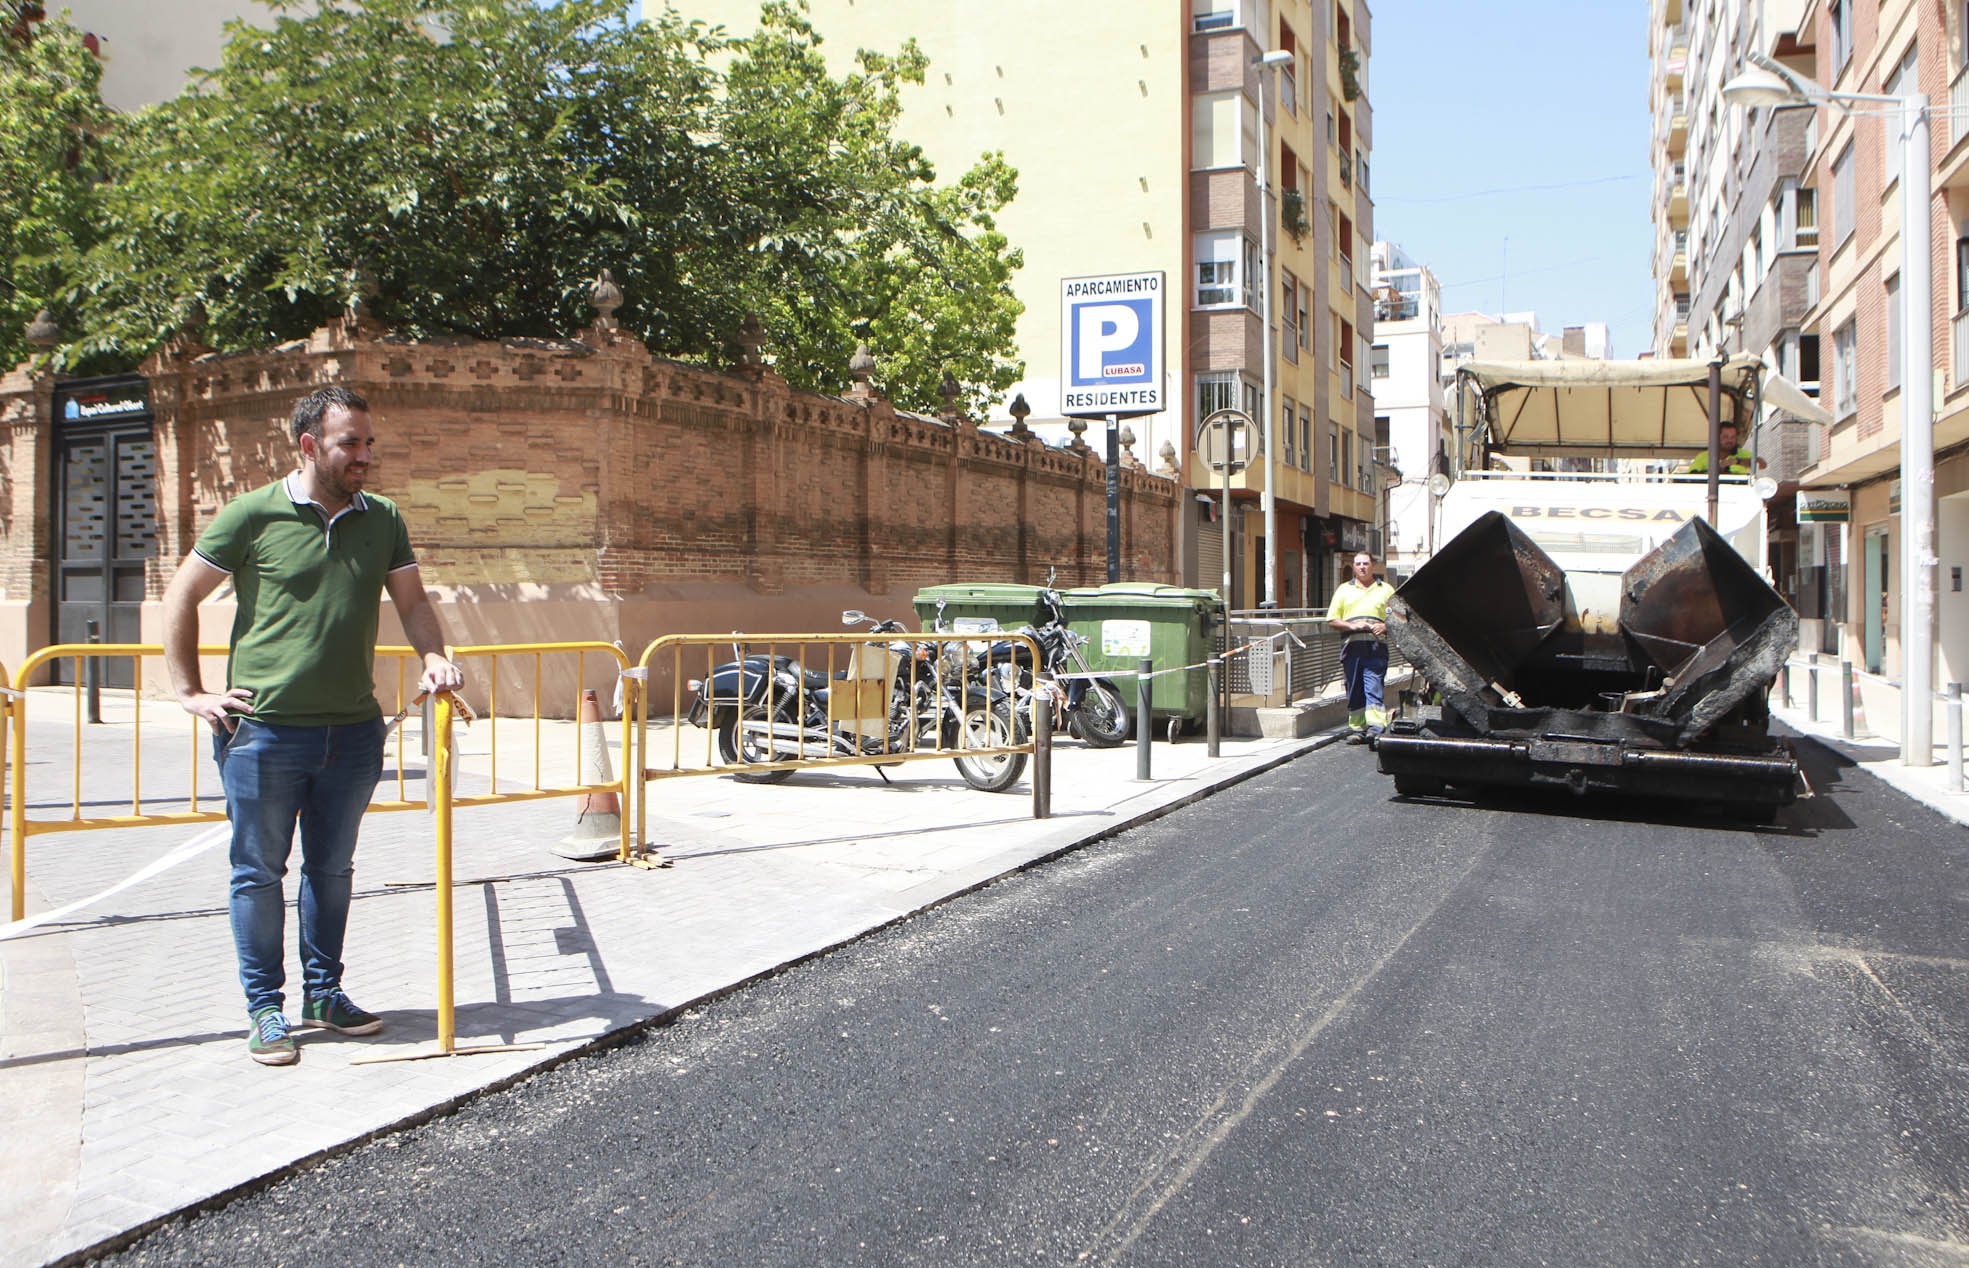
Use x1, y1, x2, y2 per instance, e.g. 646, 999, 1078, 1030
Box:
1954, 66, 1969, 151
1954, 309, 1969, 390
1339, 151, 1352, 188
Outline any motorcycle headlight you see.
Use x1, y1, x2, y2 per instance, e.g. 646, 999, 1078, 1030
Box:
686, 679, 703, 693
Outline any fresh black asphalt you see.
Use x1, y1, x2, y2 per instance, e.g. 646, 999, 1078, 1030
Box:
103, 729, 1969, 1267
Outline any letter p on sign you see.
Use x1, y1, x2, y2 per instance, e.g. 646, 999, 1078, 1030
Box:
1076, 304, 1140, 379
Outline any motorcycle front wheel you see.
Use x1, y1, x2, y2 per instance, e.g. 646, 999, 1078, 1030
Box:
715, 701, 797, 784
952, 699, 1027, 793
1072, 679, 1131, 748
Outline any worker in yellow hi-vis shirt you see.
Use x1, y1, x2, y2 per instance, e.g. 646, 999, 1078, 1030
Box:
1327, 551, 1396, 744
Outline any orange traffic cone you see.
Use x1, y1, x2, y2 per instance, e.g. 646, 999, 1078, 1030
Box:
556, 688, 622, 862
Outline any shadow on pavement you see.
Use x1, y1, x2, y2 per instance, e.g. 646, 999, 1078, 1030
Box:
655, 810, 1107, 860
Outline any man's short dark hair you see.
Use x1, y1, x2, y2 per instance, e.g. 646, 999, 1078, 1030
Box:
290, 386, 369, 443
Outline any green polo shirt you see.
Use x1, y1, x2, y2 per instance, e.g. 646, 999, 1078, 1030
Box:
193, 475, 417, 726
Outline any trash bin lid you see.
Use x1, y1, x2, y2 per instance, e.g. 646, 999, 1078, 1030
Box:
914, 582, 1047, 600
1062, 583, 1223, 608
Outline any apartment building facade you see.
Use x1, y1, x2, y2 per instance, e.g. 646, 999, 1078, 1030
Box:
1648, 0, 1823, 623
1367, 241, 1447, 583
1652, 0, 1969, 746
668, 1, 1378, 609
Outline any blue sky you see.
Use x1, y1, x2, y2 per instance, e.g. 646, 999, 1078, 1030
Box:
1368, 1, 1656, 355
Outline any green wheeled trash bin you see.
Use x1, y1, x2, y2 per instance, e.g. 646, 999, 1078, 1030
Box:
911, 583, 1048, 634
1059, 583, 1225, 739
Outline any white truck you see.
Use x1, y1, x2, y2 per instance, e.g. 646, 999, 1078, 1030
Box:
1377, 355, 1829, 820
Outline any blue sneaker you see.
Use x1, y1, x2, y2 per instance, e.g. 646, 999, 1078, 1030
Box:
247, 1007, 297, 1065
301, 988, 383, 1036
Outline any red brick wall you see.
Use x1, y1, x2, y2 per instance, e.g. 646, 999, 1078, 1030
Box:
0, 319, 1180, 703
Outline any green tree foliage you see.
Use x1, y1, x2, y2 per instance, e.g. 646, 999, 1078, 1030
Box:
58, 0, 1022, 414
0, 2, 113, 373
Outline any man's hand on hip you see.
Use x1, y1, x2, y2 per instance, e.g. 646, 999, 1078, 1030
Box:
182, 688, 255, 733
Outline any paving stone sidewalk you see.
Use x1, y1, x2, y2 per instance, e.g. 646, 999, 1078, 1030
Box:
0, 688, 1333, 1268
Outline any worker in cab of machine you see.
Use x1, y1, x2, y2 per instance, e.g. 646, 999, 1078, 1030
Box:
1686, 420, 1767, 476
1328, 550, 1397, 745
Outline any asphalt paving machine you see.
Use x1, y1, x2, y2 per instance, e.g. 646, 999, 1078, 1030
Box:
1376, 355, 1831, 819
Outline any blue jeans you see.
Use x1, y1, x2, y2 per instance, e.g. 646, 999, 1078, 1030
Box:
215, 717, 385, 1015
1341, 639, 1389, 732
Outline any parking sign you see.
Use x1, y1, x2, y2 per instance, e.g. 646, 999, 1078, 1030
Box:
1060, 271, 1165, 418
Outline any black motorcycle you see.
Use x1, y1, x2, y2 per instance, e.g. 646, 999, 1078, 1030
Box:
974, 584, 1130, 748
684, 611, 1028, 793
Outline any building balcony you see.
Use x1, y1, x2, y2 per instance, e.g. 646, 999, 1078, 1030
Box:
1663, 33, 1687, 88
1955, 309, 1969, 394
1184, 449, 1328, 517
1802, 392, 1969, 488
1955, 66, 1969, 151
1667, 180, 1688, 225
1941, 67, 1969, 194
1665, 108, 1686, 157
1670, 249, 1687, 287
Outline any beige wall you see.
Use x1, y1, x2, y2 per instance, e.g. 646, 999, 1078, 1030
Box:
45, 0, 281, 112
666, 1, 1190, 463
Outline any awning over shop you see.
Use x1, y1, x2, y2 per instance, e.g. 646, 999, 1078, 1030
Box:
1457, 354, 1833, 459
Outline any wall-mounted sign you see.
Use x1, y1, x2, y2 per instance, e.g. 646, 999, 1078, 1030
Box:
56, 377, 150, 425
1060, 271, 1165, 418
1797, 490, 1850, 523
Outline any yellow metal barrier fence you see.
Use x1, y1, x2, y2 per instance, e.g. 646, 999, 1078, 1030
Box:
385, 640, 634, 1062
633, 629, 1049, 843
5, 643, 431, 923
4, 631, 1048, 1063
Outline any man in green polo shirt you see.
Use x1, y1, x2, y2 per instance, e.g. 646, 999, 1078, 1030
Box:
163, 386, 462, 1066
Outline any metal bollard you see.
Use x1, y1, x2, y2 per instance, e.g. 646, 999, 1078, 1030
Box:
1841, 658, 1854, 740
84, 619, 103, 725
1779, 662, 1791, 710
1206, 657, 1221, 759
1950, 683, 1964, 794
1808, 654, 1819, 724
1136, 657, 1153, 780
1032, 697, 1052, 820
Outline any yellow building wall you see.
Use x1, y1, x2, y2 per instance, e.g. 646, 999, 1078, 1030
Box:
667, 2, 1191, 465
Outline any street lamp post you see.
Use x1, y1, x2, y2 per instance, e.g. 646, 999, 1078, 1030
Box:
1254, 48, 1292, 610
1723, 51, 1936, 766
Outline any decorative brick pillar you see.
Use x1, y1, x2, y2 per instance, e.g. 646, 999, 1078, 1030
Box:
0, 352, 55, 675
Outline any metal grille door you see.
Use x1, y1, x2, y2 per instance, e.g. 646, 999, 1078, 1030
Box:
53, 378, 157, 687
